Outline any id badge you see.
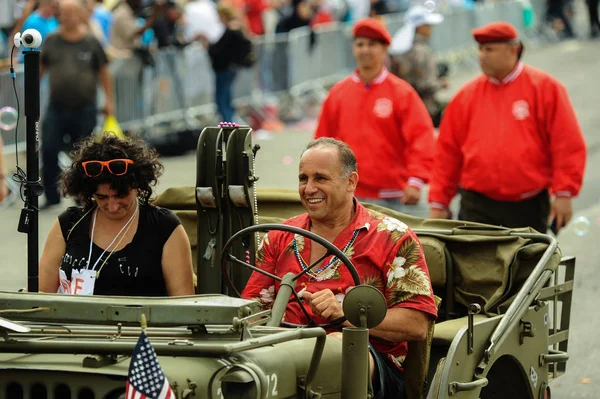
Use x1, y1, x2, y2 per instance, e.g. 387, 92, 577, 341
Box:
69, 269, 97, 296
57, 269, 70, 294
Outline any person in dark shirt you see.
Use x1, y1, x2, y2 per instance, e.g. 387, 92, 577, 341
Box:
275, 0, 313, 33
38, 134, 195, 297
196, 3, 250, 122
151, 0, 182, 48
40, 0, 114, 208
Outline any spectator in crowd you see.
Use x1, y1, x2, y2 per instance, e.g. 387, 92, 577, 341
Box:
110, 0, 156, 63
0, 0, 17, 68
82, 0, 109, 47
196, 3, 249, 123
151, 0, 186, 110
109, 0, 156, 122
369, 0, 388, 17
276, 0, 313, 33
80, 0, 112, 47
347, 0, 370, 21
182, 0, 224, 44
389, 6, 447, 127
320, 0, 350, 22
221, 0, 252, 34
1, 0, 37, 66
0, 29, 7, 61
546, 0, 576, 38
40, 0, 114, 208
310, 0, 335, 28
21, 0, 59, 43
245, 0, 270, 36
585, 0, 600, 37
151, 0, 183, 49
90, 0, 113, 43
0, 0, 16, 39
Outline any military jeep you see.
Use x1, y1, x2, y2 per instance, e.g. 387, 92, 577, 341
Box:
0, 125, 573, 399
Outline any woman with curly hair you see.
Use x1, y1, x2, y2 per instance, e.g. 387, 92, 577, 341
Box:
38, 134, 195, 297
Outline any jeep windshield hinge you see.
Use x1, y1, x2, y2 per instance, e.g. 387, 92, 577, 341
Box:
519, 320, 535, 345
232, 309, 272, 341
467, 303, 481, 355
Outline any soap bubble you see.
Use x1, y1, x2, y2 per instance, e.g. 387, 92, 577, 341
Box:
424, 0, 437, 11
0, 106, 18, 131
282, 155, 293, 165
571, 216, 590, 237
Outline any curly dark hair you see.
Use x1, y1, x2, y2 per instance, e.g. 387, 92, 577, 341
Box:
60, 134, 164, 210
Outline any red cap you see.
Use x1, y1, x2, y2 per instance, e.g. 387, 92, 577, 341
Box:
472, 21, 519, 44
352, 18, 392, 45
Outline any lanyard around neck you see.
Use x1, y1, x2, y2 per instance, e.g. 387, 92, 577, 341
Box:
87, 200, 139, 271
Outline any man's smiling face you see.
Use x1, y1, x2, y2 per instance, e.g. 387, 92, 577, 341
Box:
298, 146, 357, 224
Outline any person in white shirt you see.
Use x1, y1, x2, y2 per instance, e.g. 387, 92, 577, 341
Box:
182, 0, 225, 44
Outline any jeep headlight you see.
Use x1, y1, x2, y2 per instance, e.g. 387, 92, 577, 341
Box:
211, 364, 266, 399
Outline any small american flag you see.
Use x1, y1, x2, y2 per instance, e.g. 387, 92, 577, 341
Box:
125, 331, 174, 399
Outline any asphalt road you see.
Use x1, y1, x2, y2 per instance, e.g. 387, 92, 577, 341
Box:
0, 33, 599, 398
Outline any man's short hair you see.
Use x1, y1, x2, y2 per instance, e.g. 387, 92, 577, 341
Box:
304, 138, 358, 178
517, 42, 524, 60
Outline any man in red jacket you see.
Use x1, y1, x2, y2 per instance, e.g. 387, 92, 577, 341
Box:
428, 22, 587, 233
314, 18, 435, 218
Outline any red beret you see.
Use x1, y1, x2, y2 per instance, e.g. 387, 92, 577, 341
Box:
472, 21, 519, 44
353, 18, 392, 45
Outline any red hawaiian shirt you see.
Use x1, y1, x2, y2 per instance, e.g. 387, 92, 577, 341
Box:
242, 201, 438, 369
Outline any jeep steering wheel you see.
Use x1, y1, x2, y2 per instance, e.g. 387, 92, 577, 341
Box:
221, 224, 361, 329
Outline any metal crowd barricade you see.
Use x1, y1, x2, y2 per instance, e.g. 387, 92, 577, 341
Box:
233, 32, 291, 103
287, 23, 348, 94
0, 67, 25, 147
430, 7, 478, 67
0, 0, 568, 152
472, 0, 526, 33
0, 64, 51, 150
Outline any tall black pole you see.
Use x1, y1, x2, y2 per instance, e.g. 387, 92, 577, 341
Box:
22, 49, 42, 293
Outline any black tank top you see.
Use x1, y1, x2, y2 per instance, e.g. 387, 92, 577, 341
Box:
57, 204, 181, 296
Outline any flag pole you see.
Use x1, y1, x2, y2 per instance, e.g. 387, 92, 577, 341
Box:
140, 313, 147, 333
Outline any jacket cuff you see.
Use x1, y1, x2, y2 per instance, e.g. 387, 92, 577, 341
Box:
554, 191, 572, 198
407, 177, 425, 190
430, 202, 448, 210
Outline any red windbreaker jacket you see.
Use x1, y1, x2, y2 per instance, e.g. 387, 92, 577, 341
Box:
315, 68, 435, 199
429, 62, 586, 208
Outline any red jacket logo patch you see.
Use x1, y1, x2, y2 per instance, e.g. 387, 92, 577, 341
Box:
512, 100, 530, 120
374, 98, 393, 118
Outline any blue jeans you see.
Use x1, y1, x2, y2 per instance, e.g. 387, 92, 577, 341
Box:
215, 69, 237, 122
370, 345, 406, 399
41, 101, 97, 204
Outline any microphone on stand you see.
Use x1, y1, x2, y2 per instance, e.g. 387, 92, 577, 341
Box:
12, 29, 44, 293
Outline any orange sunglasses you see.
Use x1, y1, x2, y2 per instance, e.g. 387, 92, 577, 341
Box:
81, 159, 134, 177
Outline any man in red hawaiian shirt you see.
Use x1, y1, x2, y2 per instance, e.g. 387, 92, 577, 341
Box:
242, 138, 438, 398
